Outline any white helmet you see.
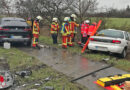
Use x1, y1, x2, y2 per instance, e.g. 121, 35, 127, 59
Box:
85, 20, 90, 24
64, 17, 69, 21
71, 14, 77, 18
36, 16, 43, 20
52, 18, 58, 22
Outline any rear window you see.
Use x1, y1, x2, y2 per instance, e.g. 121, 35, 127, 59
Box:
98, 30, 124, 39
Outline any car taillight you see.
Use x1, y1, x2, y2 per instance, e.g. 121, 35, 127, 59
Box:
24, 29, 32, 31
0, 36, 7, 38
112, 40, 121, 44
0, 27, 9, 31
89, 38, 97, 41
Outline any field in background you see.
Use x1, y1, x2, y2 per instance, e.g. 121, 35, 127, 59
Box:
90, 17, 130, 32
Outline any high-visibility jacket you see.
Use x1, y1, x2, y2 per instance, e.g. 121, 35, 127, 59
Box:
61, 22, 70, 36
69, 21, 79, 34
51, 22, 59, 34
32, 21, 40, 35
88, 24, 96, 35
81, 24, 89, 37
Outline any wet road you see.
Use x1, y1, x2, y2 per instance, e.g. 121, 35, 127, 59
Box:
20, 47, 128, 90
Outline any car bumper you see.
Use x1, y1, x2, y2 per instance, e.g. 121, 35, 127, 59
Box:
0, 38, 31, 42
88, 43, 124, 54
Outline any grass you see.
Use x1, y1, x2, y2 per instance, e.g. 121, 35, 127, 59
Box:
39, 35, 130, 72
90, 17, 130, 32
0, 47, 87, 90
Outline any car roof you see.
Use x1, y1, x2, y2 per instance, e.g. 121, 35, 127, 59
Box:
1, 17, 25, 21
102, 29, 125, 32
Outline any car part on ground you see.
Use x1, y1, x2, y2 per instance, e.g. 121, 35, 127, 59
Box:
15, 70, 32, 78
0, 71, 14, 89
88, 29, 130, 58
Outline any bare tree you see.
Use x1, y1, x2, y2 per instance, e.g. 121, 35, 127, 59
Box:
70, 0, 98, 22
0, 0, 12, 16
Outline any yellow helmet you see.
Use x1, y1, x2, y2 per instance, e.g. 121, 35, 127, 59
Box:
36, 16, 43, 20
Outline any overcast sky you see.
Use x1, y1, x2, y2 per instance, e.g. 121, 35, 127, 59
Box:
97, 0, 130, 10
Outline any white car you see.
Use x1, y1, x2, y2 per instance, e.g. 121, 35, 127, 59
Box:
88, 29, 130, 58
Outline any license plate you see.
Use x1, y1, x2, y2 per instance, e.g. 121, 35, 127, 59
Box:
95, 46, 107, 51
11, 36, 22, 39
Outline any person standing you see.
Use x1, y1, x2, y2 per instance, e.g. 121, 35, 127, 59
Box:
70, 14, 79, 43
32, 16, 43, 49
51, 18, 59, 44
61, 17, 70, 49
81, 20, 90, 44
88, 22, 97, 36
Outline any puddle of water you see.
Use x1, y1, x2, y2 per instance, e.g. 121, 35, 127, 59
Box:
21, 47, 128, 90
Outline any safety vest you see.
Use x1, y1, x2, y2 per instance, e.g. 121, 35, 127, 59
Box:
51, 22, 59, 34
88, 24, 96, 35
81, 24, 89, 37
69, 21, 79, 33
32, 21, 40, 35
61, 22, 70, 36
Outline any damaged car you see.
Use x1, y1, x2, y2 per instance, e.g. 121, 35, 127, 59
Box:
88, 29, 130, 58
0, 17, 32, 46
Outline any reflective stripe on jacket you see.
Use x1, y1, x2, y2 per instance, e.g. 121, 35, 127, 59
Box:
69, 21, 79, 33
61, 23, 70, 36
51, 22, 59, 34
32, 21, 40, 35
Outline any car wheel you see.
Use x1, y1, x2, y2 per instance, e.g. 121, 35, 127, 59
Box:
120, 49, 127, 58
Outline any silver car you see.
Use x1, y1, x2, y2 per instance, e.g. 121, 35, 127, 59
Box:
88, 29, 130, 58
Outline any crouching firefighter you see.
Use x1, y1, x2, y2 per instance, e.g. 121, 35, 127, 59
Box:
32, 16, 43, 49
51, 18, 59, 44
61, 17, 70, 49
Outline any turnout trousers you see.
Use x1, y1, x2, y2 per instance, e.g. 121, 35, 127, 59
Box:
51, 34, 58, 44
62, 36, 68, 48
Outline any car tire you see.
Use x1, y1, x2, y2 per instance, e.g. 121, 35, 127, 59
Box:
120, 49, 127, 58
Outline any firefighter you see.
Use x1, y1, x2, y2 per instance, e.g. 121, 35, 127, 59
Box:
84, 20, 90, 41
88, 22, 97, 37
70, 14, 79, 43
32, 16, 43, 49
61, 17, 70, 49
51, 18, 59, 44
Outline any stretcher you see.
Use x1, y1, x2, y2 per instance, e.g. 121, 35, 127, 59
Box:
94, 74, 130, 90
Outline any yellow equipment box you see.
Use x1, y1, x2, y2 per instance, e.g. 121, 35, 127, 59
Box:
96, 74, 130, 87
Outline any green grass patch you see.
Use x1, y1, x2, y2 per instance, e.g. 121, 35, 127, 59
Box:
0, 47, 87, 90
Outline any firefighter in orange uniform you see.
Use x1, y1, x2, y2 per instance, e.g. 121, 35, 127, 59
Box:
51, 18, 59, 44
70, 14, 79, 43
32, 16, 43, 49
61, 17, 70, 49
81, 20, 89, 44
88, 22, 97, 37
